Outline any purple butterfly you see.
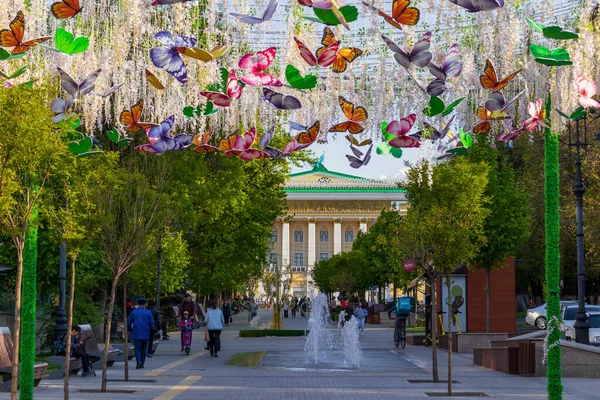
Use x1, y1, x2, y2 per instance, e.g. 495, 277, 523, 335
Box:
448, 0, 504, 12
51, 96, 74, 123
231, 0, 278, 24
57, 67, 102, 98
382, 32, 432, 70
152, 0, 192, 5
426, 44, 462, 96
147, 115, 192, 153
485, 90, 525, 113
262, 88, 301, 110
346, 143, 373, 169
150, 32, 197, 84
93, 83, 124, 98
259, 125, 283, 159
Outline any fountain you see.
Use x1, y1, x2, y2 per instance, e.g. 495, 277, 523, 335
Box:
304, 293, 333, 364
341, 316, 362, 368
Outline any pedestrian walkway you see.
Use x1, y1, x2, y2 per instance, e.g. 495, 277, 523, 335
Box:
5, 308, 600, 399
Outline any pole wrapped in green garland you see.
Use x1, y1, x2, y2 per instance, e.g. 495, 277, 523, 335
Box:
20, 206, 38, 400
543, 95, 562, 399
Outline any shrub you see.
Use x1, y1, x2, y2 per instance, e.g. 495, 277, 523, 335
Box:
239, 329, 308, 337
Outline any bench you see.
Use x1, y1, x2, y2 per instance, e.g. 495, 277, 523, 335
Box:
113, 333, 160, 362
46, 324, 119, 379
0, 326, 48, 390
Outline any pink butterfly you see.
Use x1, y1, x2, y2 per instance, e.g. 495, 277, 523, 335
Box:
199, 69, 243, 107
578, 76, 600, 109
297, 0, 332, 8
498, 128, 525, 142
386, 114, 420, 148
221, 128, 268, 161
238, 47, 282, 87
522, 99, 547, 131
294, 37, 340, 68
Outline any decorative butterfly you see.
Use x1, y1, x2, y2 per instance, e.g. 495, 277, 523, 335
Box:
448, 0, 504, 12
145, 68, 168, 90
498, 128, 525, 142
328, 96, 368, 134
317, 28, 362, 73
361, 0, 420, 30
386, 114, 420, 148
51, 96, 74, 123
484, 90, 524, 113
259, 126, 284, 159
93, 83, 124, 98
346, 143, 373, 169
105, 127, 134, 149
51, 0, 83, 19
220, 128, 267, 161
120, 100, 159, 132
0, 11, 50, 55
178, 45, 229, 62
289, 121, 309, 131
473, 106, 509, 134
231, 0, 278, 24
578, 76, 600, 109
298, 0, 332, 8
295, 121, 322, 150
381, 32, 432, 70
238, 47, 282, 87
193, 131, 220, 153
413, 115, 456, 141
200, 69, 243, 107
522, 99, 547, 131
262, 88, 301, 110
345, 135, 372, 147
152, 0, 193, 5
57, 67, 102, 98
150, 32, 197, 84
135, 144, 158, 154
280, 138, 303, 156
426, 44, 462, 96
145, 115, 192, 153
294, 37, 340, 68
479, 59, 521, 92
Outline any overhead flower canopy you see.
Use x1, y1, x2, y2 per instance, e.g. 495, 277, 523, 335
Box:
0, 0, 598, 166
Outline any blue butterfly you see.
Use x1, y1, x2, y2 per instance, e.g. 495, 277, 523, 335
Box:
149, 32, 196, 84
147, 115, 193, 153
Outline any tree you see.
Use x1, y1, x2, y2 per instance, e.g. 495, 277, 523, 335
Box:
0, 85, 67, 400
312, 250, 369, 295
468, 135, 531, 332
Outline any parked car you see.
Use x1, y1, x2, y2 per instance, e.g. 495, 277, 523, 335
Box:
525, 301, 578, 330
565, 311, 600, 344
561, 304, 600, 335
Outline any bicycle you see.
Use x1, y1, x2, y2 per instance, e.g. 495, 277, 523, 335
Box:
423, 310, 462, 347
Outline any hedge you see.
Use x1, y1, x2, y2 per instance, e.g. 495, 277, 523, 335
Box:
239, 329, 308, 337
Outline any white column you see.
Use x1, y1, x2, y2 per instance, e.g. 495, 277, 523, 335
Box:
333, 220, 342, 254
359, 221, 367, 233
307, 220, 316, 268
282, 221, 290, 267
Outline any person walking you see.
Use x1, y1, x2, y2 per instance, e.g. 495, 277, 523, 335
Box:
127, 298, 155, 369
353, 302, 368, 336
291, 296, 298, 318
178, 294, 196, 349
205, 300, 224, 357
249, 298, 258, 322
222, 301, 231, 326
283, 299, 289, 318
147, 300, 161, 358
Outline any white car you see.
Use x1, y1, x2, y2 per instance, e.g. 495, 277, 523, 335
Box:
564, 308, 600, 342
525, 301, 578, 330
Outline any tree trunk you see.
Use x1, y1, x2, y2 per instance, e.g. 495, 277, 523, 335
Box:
122, 275, 129, 381
64, 256, 77, 399
486, 265, 491, 333
430, 274, 439, 382
101, 276, 119, 392
10, 239, 24, 400
446, 275, 453, 396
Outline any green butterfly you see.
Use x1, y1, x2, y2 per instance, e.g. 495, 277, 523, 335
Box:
285, 65, 317, 90
106, 128, 134, 149
529, 44, 572, 66
526, 19, 578, 40
303, 5, 358, 26
39, 28, 89, 55
423, 97, 464, 117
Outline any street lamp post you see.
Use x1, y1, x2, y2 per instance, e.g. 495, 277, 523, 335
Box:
54, 242, 68, 339
156, 243, 163, 311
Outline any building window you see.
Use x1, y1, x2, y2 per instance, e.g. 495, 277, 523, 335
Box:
294, 231, 304, 242
345, 231, 354, 242
268, 253, 278, 268
270, 231, 278, 242
293, 252, 304, 266
319, 252, 329, 261
319, 231, 329, 242
292, 266, 306, 272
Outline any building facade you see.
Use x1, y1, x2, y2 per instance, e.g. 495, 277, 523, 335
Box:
266, 162, 407, 299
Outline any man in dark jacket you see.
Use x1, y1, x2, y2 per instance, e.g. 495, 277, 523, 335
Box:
67, 325, 94, 377
147, 300, 161, 358
127, 298, 155, 369
222, 301, 231, 326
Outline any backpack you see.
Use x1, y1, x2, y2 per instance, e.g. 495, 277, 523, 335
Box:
54, 333, 67, 356
396, 297, 411, 314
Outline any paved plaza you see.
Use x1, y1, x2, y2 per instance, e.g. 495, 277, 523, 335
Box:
5, 309, 600, 400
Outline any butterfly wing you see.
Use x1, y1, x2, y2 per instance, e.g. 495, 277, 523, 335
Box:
448, 0, 504, 12
333, 48, 362, 73
150, 48, 187, 84
226, 69, 243, 100
442, 44, 462, 79
392, 0, 420, 26
479, 59, 498, 90
386, 114, 416, 136
51, 0, 82, 19
230, 13, 264, 24
200, 92, 232, 107
294, 37, 317, 66
259, 126, 276, 147
145, 68, 166, 90
389, 135, 420, 148
57, 67, 79, 97
316, 41, 340, 67
262, 88, 302, 110
241, 72, 282, 87
320, 27, 337, 47
494, 68, 522, 92
148, 115, 175, 142
297, 121, 321, 146
409, 32, 433, 67
239, 47, 277, 73
485, 91, 506, 112
78, 68, 102, 95
0, 12, 24, 49
262, 0, 279, 21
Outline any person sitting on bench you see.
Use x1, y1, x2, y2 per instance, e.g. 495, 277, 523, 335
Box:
68, 325, 94, 377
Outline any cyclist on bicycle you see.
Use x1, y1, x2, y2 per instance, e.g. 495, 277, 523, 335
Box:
389, 296, 411, 348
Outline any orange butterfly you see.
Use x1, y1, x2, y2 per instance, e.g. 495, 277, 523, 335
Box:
120, 100, 158, 133
193, 131, 219, 153
328, 96, 368, 134
51, 0, 83, 19
0, 11, 50, 55
479, 59, 522, 92
316, 28, 362, 73
295, 121, 322, 149
145, 68, 168, 91
472, 105, 510, 134
361, 0, 420, 30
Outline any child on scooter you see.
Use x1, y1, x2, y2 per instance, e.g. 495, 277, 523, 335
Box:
179, 311, 193, 353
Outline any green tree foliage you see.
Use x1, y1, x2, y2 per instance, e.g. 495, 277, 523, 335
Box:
312, 250, 369, 294
468, 135, 531, 332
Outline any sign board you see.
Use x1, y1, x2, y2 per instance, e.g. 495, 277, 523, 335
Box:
403, 259, 416, 273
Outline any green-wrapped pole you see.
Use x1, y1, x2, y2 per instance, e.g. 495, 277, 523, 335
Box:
544, 95, 562, 399
20, 207, 38, 400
